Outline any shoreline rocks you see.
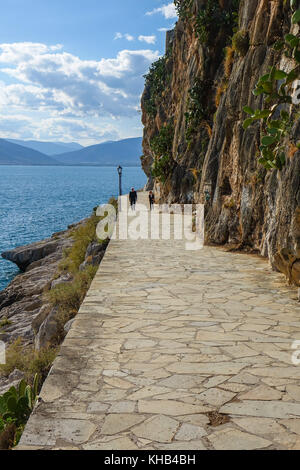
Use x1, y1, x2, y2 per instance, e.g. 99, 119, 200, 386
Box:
0, 218, 88, 345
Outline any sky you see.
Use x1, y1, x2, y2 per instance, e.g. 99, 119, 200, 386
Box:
0, 1, 177, 146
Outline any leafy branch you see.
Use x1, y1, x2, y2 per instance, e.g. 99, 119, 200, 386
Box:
243, 5, 300, 170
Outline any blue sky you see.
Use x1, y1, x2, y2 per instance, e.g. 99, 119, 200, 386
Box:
0, 1, 177, 145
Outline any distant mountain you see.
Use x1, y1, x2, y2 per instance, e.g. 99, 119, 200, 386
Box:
0, 139, 59, 165
55, 137, 142, 166
7, 139, 83, 156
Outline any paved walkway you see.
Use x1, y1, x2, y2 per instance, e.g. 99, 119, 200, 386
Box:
17, 194, 300, 450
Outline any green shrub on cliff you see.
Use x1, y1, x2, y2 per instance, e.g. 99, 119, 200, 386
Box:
151, 155, 172, 183
143, 54, 171, 118
195, 0, 240, 44
174, 0, 193, 20
232, 30, 249, 56
243, 3, 300, 171
150, 123, 174, 158
185, 79, 213, 144
150, 123, 174, 182
175, 0, 240, 45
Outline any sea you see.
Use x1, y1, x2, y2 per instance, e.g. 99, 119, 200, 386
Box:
0, 165, 147, 291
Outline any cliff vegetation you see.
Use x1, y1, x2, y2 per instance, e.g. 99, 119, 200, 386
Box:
141, 0, 300, 286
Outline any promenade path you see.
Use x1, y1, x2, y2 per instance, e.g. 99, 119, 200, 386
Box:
18, 193, 300, 450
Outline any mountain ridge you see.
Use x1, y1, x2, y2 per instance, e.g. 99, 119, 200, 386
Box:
55, 137, 142, 166
0, 139, 61, 165
0, 137, 143, 166
7, 139, 83, 156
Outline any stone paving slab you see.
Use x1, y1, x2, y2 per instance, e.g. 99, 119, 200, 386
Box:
17, 193, 300, 450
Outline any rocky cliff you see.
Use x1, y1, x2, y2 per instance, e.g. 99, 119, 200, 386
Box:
141, 0, 300, 285
0, 217, 106, 347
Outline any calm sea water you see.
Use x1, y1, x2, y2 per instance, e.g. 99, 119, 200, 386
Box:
0, 165, 146, 291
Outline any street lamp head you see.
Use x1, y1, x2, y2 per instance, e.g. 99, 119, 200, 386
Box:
117, 165, 123, 175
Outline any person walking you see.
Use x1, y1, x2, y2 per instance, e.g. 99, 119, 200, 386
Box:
129, 187, 137, 211
149, 190, 155, 211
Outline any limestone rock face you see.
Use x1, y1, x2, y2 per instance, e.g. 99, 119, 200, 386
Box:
0, 368, 25, 395
141, 0, 300, 282
35, 307, 59, 350
2, 239, 63, 272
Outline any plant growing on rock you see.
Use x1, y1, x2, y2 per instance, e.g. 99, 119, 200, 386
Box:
195, 0, 240, 45
150, 123, 174, 158
174, 0, 193, 20
151, 155, 172, 183
224, 46, 235, 79
150, 123, 174, 182
175, 0, 240, 46
232, 30, 249, 57
143, 54, 171, 119
0, 339, 56, 382
243, 5, 300, 170
0, 374, 39, 448
185, 79, 213, 143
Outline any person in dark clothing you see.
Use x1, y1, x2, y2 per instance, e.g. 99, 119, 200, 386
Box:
129, 187, 137, 210
149, 191, 155, 211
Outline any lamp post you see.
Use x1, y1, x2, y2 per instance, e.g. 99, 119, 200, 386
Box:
117, 165, 123, 197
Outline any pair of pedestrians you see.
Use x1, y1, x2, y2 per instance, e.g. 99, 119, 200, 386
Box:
129, 188, 155, 211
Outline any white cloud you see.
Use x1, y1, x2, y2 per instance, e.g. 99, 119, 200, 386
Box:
158, 26, 175, 32
0, 42, 63, 64
138, 35, 156, 45
146, 3, 177, 19
0, 42, 159, 143
114, 32, 134, 41
37, 117, 119, 142
0, 113, 119, 144
0, 43, 159, 118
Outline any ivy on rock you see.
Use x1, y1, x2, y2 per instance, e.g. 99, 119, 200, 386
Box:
243, 4, 300, 171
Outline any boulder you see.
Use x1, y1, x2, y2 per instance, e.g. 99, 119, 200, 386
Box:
32, 304, 52, 335
0, 369, 25, 395
1, 239, 61, 272
274, 249, 300, 287
51, 273, 72, 289
79, 242, 105, 271
8, 369, 24, 382
35, 307, 59, 350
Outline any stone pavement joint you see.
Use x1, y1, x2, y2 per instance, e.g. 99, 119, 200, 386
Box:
17, 193, 300, 450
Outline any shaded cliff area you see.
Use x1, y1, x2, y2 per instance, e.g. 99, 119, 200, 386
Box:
141, 0, 300, 285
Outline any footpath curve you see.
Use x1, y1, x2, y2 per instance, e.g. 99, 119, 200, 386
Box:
17, 193, 300, 450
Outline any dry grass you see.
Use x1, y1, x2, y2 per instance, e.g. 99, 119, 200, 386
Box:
0, 338, 57, 382
60, 215, 100, 274
47, 265, 98, 345
60, 197, 117, 274
224, 46, 235, 79
215, 81, 228, 108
